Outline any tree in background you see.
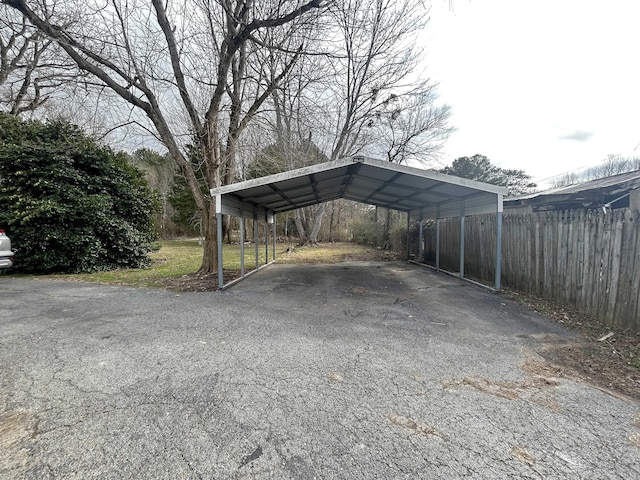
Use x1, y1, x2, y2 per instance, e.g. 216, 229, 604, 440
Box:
373, 88, 453, 164
244, 138, 328, 244
3, 0, 326, 274
3, 0, 452, 256
128, 148, 177, 237
0, 3, 79, 115
440, 154, 536, 195
296, 0, 452, 243
0, 113, 157, 273
551, 154, 640, 187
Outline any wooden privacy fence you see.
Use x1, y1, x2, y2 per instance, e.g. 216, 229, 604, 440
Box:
421, 208, 640, 331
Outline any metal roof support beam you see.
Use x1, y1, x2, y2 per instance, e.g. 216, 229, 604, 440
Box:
338, 162, 363, 198
399, 181, 459, 203
310, 173, 321, 203
361, 172, 404, 204
268, 183, 296, 209
275, 193, 343, 213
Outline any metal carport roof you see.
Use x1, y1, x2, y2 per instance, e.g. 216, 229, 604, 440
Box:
212, 156, 507, 220
210, 156, 507, 289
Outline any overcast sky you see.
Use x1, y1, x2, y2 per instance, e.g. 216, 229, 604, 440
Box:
421, 0, 640, 187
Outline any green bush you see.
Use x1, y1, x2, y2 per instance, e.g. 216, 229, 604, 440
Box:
0, 113, 158, 273
351, 217, 382, 246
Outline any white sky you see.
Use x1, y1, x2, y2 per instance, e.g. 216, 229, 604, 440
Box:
421, 0, 640, 187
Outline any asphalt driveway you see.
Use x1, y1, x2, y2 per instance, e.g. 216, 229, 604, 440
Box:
1, 262, 639, 478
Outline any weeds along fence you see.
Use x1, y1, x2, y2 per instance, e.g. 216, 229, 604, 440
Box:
422, 208, 640, 331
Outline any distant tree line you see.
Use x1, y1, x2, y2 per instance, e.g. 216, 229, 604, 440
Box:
551, 154, 640, 187
439, 154, 536, 196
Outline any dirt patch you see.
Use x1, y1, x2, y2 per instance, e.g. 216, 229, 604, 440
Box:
154, 270, 240, 292
326, 372, 344, 382
502, 289, 640, 401
387, 413, 438, 437
511, 445, 536, 465
341, 250, 399, 262
442, 358, 561, 407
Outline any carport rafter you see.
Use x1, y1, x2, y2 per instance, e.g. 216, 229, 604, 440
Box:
337, 162, 363, 198
342, 194, 410, 213
212, 156, 507, 290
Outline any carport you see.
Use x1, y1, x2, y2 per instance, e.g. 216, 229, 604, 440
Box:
210, 156, 507, 290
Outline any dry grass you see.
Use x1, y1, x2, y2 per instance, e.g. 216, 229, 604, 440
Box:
277, 242, 396, 264
42, 240, 393, 289
502, 288, 640, 399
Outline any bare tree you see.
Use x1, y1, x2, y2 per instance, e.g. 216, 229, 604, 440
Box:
587, 154, 637, 179
0, 4, 78, 114
373, 87, 453, 164
303, 0, 450, 244
3, 0, 325, 273
552, 154, 640, 187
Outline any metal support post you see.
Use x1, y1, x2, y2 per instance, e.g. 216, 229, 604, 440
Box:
254, 214, 259, 270
495, 195, 503, 291
265, 214, 268, 266
435, 205, 440, 271
459, 201, 465, 278
272, 215, 277, 262
418, 211, 424, 262
406, 212, 411, 260
216, 194, 224, 289
239, 206, 245, 276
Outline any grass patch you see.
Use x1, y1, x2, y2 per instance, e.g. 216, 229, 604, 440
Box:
277, 242, 381, 264
41, 240, 392, 289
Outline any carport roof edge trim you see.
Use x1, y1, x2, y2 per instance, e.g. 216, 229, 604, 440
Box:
210, 156, 507, 216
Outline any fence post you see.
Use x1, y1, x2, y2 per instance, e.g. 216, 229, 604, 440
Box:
495, 194, 503, 291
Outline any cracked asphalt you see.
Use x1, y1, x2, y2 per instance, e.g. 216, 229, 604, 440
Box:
1, 261, 639, 479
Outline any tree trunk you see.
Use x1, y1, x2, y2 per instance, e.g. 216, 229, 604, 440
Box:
309, 203, 326, 244
199, 198, 218, 274
382, 208, 392, 250
328, 203, 335, 242
294, 209, 308, 245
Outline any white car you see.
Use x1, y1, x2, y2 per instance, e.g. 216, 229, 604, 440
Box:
0, 230, 14, 270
